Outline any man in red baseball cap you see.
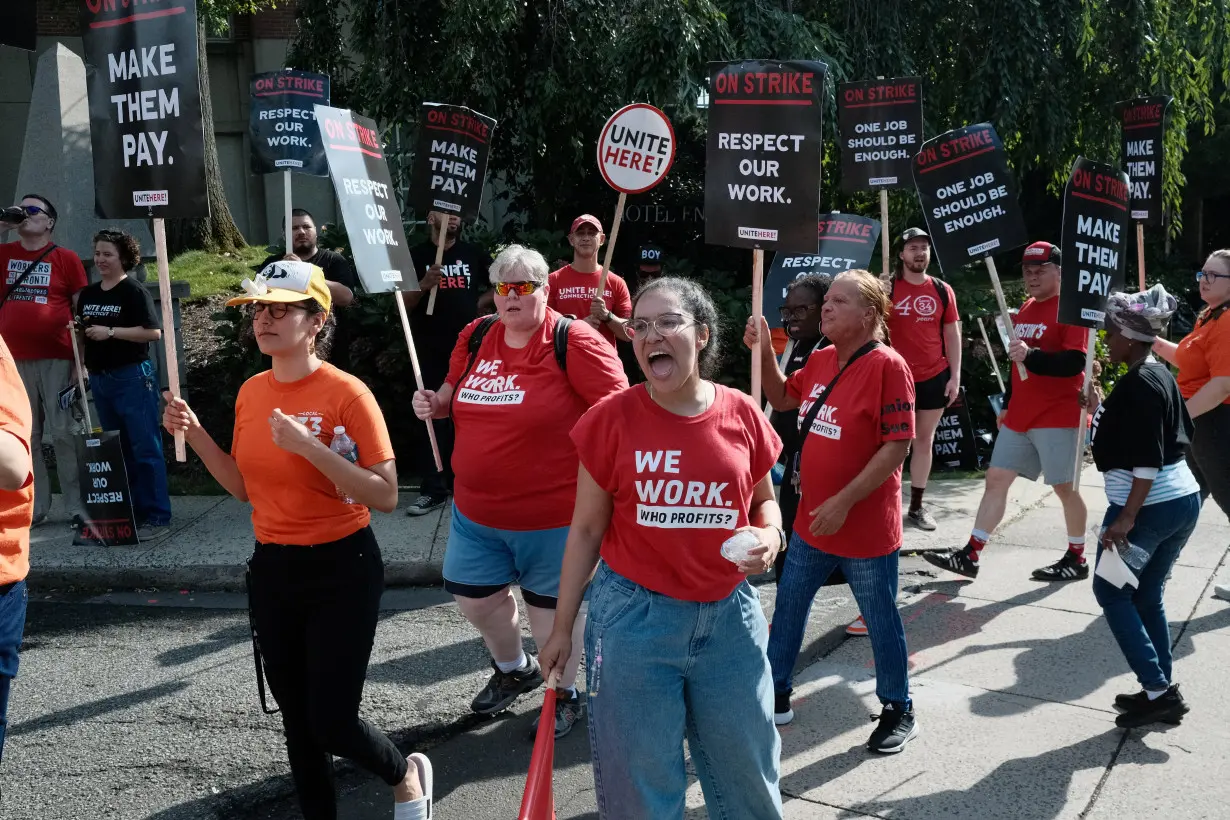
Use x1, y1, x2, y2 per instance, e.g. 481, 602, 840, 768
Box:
926, 241, 1091, 582
546, 214, 632, 347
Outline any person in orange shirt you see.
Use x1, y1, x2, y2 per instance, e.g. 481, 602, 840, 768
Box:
0, 332, 33, 766
161, 262, 433, 820
1152, 249, 1230, 601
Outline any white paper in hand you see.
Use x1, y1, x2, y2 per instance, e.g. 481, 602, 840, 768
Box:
1095, 547, 1139, 589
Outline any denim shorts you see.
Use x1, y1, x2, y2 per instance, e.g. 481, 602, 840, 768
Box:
442, 504, 569, 607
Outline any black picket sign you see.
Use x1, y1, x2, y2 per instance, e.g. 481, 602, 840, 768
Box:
249, 70, 331, 176
74, 431, 139, 548
1116, 96, 1172, 226
765, 214, 880, 328
704, 59, 827, 250
837, 77, 924, 192
930, 388, 978, 472
1058, 157, 1131, 327
81, 0, 208, 219
912, 123, 1027, 273
407, 103, 497, 221
315, 105, 418, 294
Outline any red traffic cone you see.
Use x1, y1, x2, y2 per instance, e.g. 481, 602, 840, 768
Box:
518, 686, 557, 820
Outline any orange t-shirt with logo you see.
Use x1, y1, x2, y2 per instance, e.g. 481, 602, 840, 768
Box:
1175, 308, 1230, 403
546, 265, 632, 346
888, 275, 959, 381
231, 363, 395, 545
0, 334, 34, 585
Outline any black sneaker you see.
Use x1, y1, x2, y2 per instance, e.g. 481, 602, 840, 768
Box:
1031, 550, 1089, 581
70, 514, 85, 531
530, 688, 584, 739
774, 689, 794, 726
867, 703, 919, 754
1114, 690, 1150, 711
923, 546, 980, 578
471, 657, 544, 715
1115, 684, 1189, 728
406, 493, 448, 517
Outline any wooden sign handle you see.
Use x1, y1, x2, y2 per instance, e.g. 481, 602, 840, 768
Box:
1136, 222, 1146, 292
153, 218, 187, 462
984, 257, 1028, 382
751, 249, 764, 403
597, 192, 627, 295
879, 189, 891, 281
426, 211, 448, 315
975, 316, 1006, 394
66, 322, 93, 432
395, 293, 444, 472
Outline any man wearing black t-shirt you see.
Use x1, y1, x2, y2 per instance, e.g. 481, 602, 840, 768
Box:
259, 209, 359, 364
401, 213, 494, 515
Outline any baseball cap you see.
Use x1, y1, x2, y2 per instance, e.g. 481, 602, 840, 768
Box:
227, 260, 333, 313
570, 214, 603, 233
638, 244, 664, 270
900, 227, 930, 243
1022, 241, 1061, 266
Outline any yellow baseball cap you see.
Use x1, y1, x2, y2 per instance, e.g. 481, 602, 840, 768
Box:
227, 260, 332, 313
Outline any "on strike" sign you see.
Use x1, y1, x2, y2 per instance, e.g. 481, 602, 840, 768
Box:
597, 104, 676, 194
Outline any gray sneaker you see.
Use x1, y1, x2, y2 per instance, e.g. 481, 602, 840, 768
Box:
471, 656, 543, 715
136, 524, 170, 543
530, 689, 584, 739
907, 507, 937, 531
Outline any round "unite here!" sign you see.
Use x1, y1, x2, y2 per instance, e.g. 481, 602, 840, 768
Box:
597, 104, 676, 194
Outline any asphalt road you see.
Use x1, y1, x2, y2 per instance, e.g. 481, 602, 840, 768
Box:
4, 577, 868, 820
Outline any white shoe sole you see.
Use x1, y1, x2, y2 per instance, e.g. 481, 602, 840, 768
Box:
870, 720, 920, 754
907, 514, 937, 532
409, 753, 433, 817
774, 709, 794, 726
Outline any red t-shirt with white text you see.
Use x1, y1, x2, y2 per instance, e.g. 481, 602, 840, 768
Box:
0, 242, 88, 360
572, 384, 782, 602
1003, 296, 1088, 431
888, 275, 958, 381
446, 309, 628, 530
546, 265, 632, 346
785, 345, 915, 558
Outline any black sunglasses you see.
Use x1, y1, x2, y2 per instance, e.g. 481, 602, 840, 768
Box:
19, 205, 47, 217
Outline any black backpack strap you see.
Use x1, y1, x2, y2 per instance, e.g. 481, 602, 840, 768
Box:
798, 340, 881, 440
932, 276, 950, 361
451, 315, 499, 416
553, 316, 573, 372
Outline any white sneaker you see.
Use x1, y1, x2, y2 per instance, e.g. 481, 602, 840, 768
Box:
1214, 583, 1230, 602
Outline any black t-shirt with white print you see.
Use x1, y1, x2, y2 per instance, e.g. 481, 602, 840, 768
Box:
75, 276, 160, 372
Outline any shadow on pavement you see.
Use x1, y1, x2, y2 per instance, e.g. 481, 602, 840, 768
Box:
9, 679, 190, 739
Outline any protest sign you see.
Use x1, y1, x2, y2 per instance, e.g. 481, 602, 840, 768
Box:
408, 103, 497, 219
249, 70, 330, 176
930, 389, 978, 472
913, 122, 1028, 379
765, 214, 880, 328
74, 432, 138, 547
81, 0, 207, 219
837, 77, 924, 192
594, 104, 676, 300
1117, 96, 1171, 226
704, 60, 827, 251
1058, 158, 1131, 327
315, 105, 417, 294
408, 102, 497, 313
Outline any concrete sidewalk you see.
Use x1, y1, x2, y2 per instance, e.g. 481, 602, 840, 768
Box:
26, 475, 1057, 591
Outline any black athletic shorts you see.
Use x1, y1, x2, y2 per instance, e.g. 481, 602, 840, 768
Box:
914, 368, 951, 411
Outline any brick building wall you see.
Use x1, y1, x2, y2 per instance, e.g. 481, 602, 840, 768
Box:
32, 1, 299, 40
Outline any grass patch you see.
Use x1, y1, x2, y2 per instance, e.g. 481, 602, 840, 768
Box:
170, 245, 271, 302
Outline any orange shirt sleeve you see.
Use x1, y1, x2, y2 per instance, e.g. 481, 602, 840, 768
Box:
340, 389, 395, 469
1206, 319, 1230, 378
0, 341, 32, 484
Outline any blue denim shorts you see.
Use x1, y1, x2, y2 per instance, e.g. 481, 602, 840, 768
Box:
442, 504, 569, 606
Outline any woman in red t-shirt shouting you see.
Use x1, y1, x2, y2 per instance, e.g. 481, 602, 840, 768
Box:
540, 278, 786, 819
412, 245, 627, 738
748, 269, 919, 754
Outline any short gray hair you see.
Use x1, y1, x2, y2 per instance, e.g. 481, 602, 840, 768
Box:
489, 244, 549, 285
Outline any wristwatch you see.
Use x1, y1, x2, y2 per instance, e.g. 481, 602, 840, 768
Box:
107, 327, 115, 339
603, 308, 613, 322
772, 525, 788, 553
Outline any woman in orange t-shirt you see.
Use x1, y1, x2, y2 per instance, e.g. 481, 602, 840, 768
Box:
1152, 249, 1230, 601
161, 262, 433, 819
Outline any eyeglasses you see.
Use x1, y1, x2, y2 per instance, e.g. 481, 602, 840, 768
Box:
778, 304, 818, 322
494, 281, 542, 297
248, 302, 307, 320
18, 205, 46, 217
1197, 270, 1230, 283
627, 313, 695, 338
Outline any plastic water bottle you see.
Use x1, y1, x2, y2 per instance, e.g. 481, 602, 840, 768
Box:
720, 530, 761, 564
330, 426, 358, 504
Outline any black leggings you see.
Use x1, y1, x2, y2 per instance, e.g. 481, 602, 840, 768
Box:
1187, 403, 1230, 521
249, 526, 406, 819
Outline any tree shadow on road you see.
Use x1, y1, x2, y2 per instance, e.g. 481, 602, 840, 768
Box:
9, 679, 190, 739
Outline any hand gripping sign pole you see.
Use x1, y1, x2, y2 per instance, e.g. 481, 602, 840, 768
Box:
518, 670, 561, 819
153, 218, 187, 461
595, 104, 677, 298
425, 211, 449, 314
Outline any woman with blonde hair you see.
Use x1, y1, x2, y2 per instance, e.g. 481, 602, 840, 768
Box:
747, 269, 919, 753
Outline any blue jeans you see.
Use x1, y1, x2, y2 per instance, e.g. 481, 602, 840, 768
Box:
90, 361, 171, 526
1093, 493, 1201, 691
0, 580, 28, 762
768, 534, 911, 707
584, 563, 782, 820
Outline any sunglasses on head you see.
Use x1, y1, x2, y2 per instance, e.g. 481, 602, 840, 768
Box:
494, 280, 541, 297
